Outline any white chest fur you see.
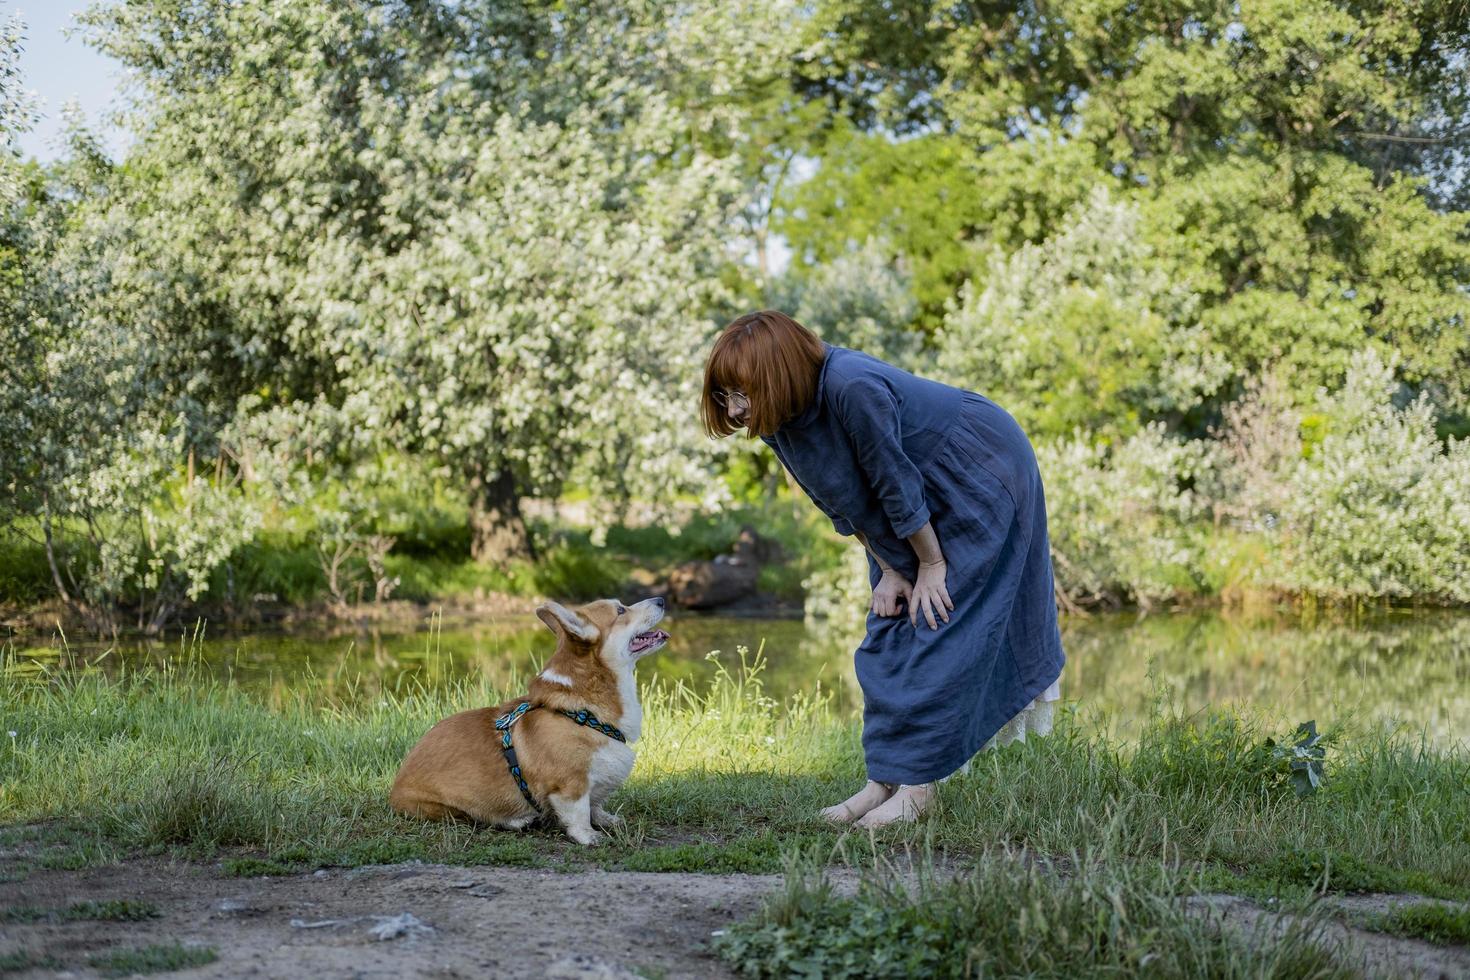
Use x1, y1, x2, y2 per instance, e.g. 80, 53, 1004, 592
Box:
589, 740, 635, 805
586, 659, 642, 805
612, 660, 643, 743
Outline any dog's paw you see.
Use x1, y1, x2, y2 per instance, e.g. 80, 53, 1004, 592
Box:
567, 827, 605, 846
591, 809, 624, 830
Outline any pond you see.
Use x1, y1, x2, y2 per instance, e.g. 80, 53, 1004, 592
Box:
7, 608, 1468, 747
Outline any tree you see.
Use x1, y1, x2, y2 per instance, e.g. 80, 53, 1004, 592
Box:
789, 0, 1470, 422
940, 187, 1229, 437
78, 0, 797, 562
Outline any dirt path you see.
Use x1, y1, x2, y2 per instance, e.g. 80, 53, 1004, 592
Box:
2, 859, 1467, 978
0, 860, 778, 979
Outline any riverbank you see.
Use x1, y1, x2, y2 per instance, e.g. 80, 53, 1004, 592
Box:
3, 657, 1467, 929
5, 644, 1469, 883
3, 855, 1467, 978
6, 493, 1468, 644
0, 506, 820, 640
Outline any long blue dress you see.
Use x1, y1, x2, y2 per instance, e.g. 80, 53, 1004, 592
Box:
763, 345, 1066, 784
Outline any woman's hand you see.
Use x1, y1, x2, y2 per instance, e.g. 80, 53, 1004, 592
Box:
910, 559, 953, 630
871, 568, 912, 618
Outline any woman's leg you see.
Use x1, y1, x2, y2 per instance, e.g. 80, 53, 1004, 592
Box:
820, 780, 894, 823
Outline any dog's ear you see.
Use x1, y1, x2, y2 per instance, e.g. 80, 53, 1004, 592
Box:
536, 601, 599, 644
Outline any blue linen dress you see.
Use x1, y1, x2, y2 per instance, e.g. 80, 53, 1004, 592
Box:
762, 345, 1066, 784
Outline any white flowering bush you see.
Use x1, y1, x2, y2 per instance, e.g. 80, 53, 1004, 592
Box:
1037, 423, 1213, 608
802, 543, 871, 622
66, 0, 802, 562
62, 425, 262, 630
768, 239, 925, 369
1279, 351, 1470, 602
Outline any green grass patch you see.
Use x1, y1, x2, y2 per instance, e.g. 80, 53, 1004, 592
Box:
614, 831, 834, 874
221, 856, 304, 878
37, 840, 112, 871
715, 850, 1357, 979
65, 899, 161, 921
1362, 901, 1470, 946
2, 651, 1467, 903
0, 950, 60, 974
1, 900, 161, 923
1257, 849, 1468, 901
89, 943, 217, 977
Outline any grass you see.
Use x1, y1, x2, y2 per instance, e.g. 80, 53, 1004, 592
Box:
1360, 902, 1470, 946
1, 899, 160, 923
88, 943, 217, 976
715, 847, 1360, 979
2, 646, 1467, 904
0, 950, 60, 974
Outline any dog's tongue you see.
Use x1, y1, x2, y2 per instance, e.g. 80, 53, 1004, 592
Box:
630, 630, 669, 653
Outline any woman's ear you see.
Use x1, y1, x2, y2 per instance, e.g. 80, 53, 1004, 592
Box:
535, 601, 599, 644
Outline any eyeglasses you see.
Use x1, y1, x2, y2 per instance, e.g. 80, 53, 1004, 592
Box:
712, 389, 749, 411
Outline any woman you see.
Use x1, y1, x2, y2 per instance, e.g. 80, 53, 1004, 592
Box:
702, 311, 1065, 827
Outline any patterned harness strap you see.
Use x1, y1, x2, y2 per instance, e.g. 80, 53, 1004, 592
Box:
494, 701, 540, 812
494, 702, 629, 814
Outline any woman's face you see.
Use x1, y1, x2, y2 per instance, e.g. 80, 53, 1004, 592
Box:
715, 388, 750, 428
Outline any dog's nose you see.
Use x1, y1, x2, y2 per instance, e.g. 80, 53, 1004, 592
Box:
652, 596, 665, 608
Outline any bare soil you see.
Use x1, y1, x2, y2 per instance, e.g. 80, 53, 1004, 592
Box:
1, 858, 1466, 979
0, 859, 774, 979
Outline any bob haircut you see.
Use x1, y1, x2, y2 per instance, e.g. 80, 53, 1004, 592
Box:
702, 311, 827, 439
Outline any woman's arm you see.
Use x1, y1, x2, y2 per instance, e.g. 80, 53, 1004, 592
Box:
854, 530, 912, 618
834, 379, 931, 539
905, 521, 953, 630
852, 530, 892, 571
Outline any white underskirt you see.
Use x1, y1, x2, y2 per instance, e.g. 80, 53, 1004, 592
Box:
983, 677, 1062, 750
946, 678, 1062, 781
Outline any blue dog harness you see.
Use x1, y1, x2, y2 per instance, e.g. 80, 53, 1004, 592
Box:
494, 702, 627, 813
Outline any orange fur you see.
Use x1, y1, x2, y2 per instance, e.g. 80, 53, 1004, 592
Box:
388, 597, 666, 844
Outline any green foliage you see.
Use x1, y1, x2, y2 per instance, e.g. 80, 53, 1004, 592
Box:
716, 852, 1356, 979
940, 188, 1227, 438
3, 653, 1467, 896
801, 0, 1470, 417
778, 128, 987, 327
1264, 722, 1329, 798
0, 950, 59, 974
1261, 850, 1425, 897
1035, 424, 1213, 608
88, 943, 217, 977
1364, 902, 1470, 946
65, 899, 161, 922
220, 857, 302, 878
0, 527, 58, 605
1279, 351, 1470, 603
615, 832, 830, 874
766, 237, 922, 368
3, 0, 1470, 618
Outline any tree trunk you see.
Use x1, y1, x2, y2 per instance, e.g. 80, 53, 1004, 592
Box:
39, 492, 72, 606
469, 469, 534, 563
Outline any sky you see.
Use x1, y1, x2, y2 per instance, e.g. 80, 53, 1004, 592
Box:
8, 1, 129, 161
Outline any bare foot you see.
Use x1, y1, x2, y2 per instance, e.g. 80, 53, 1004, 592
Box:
819, 780, 894, 823
854, 783, 935, 829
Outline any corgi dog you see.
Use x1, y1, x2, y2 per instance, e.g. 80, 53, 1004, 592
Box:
389, 596, 668, 845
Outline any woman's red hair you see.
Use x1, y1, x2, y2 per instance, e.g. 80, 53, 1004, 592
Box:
702, 311, 827, 438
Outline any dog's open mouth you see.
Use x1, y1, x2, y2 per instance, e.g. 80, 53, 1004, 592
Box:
630, 630, 669, 654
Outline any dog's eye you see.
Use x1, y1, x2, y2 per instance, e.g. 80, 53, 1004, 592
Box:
615, 604, 627, 616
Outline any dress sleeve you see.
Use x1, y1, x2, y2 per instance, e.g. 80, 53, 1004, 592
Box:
763, 434, 855, 536
834, 377, 931, 538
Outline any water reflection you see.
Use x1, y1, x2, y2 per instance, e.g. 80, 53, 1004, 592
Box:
7, 609, 1467, 746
